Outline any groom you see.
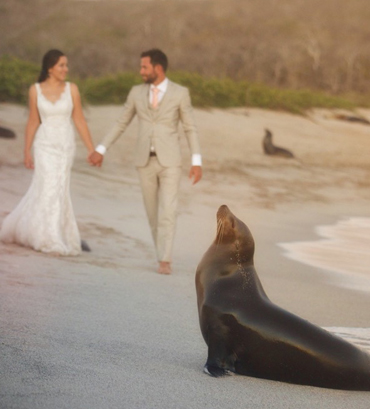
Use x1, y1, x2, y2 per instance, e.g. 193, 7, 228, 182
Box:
89, 49, 202, 275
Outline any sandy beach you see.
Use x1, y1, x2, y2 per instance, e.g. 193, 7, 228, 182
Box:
1, 102, 370, 408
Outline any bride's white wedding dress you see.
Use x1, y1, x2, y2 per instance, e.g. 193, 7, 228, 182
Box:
0, 82, 81, 255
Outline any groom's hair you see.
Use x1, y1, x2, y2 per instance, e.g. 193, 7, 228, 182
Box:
141, 49, 168, 72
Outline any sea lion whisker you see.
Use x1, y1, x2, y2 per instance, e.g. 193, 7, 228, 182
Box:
216, 219, 224, 246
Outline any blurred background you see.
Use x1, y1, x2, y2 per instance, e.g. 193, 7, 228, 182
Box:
1, 0, 370, 108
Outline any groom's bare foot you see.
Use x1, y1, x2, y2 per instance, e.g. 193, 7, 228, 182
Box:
157, 261, 172, 275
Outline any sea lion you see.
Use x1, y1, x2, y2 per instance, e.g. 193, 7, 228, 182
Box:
263, 129, 294, 158
334, 114, 370, 125
195, 205, 370, 390
81, 240, 91, 252
0, 126, 16, 139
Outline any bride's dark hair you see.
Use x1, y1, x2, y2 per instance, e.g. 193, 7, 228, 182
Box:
38, 49, 65, 83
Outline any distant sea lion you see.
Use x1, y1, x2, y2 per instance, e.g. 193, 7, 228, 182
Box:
81, 240, 91, 252
263, 129, 294, 158
195, 205, 370, 390
334, 114, 370, 125
0, 126, 16, 139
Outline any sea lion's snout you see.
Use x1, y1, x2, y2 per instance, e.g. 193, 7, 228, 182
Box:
217, 205, 230, 221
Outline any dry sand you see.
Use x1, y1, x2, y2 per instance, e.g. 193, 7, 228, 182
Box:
1, 103, 370, 408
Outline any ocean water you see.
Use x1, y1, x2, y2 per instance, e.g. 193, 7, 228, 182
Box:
279, 217, 370, 293
279, 218, 370, 347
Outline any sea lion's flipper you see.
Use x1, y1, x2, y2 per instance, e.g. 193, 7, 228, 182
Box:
203, 364, 232, 377
204, 330, 236, 377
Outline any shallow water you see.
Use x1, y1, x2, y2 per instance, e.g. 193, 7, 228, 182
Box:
279, 217, 370, 293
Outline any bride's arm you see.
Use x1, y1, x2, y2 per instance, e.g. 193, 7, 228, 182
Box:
70, 83, 95, 154
24, 85, 40, 169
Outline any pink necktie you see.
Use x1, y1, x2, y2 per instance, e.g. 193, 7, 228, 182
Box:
152, 87, 159, 108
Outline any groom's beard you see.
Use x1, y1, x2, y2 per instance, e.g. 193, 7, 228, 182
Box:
142, 72, 158, 84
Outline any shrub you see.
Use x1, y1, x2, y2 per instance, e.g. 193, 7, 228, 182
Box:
0, 55, 363, 113
76, 73, 142, 105
0, 55, 39, 104
245, 83, 356, 114
168, 72, 248, 107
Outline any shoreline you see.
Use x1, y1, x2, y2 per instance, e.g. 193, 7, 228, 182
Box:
279, 216, 370, 294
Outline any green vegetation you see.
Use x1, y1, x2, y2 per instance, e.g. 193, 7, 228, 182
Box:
0, 56, 39, 104
168, 72, 248, 108
76, 73, 142, 105
244, 84, 358, 114
0, 56, 365, 113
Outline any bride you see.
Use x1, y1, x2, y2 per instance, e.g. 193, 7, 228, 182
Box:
0, 49, 95, 256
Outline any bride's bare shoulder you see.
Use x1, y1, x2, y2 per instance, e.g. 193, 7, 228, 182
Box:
68, 82, 81, 97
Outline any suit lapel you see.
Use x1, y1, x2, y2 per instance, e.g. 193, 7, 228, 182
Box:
140, 84, 151, 116
158, 80, 174, 112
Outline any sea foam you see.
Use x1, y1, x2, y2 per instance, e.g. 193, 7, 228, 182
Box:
279, 217, 370, 293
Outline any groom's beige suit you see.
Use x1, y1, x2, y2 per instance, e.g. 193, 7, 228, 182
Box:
99, 80, 201, 262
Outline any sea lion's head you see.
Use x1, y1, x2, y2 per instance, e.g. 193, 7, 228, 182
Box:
215, 205, 255, 264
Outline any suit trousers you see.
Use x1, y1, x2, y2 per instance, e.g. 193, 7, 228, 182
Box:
137, 157, 182, 262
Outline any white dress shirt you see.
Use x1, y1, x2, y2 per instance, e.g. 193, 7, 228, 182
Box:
150, 78, 168, 106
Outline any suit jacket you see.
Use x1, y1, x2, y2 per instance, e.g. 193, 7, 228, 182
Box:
101, 80, 201, 167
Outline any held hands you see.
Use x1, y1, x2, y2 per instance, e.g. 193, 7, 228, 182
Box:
88, 151, 104, 167
189, 166, 202, 185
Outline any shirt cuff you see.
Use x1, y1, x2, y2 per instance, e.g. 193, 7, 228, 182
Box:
192, 154, 202, 166
95, 144, 106, 155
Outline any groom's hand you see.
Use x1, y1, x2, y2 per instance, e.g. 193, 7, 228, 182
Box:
189, 166, 202, 185
88, 151, 103, 167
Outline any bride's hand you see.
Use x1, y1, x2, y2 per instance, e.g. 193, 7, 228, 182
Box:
24, 151, 34, 169
88, 151, 103, 167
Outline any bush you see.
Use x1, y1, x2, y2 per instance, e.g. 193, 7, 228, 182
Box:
0, 55, 363, 113
168, 72, 248, 107
246, 84, 356, 114
76, 73, 142, 105
77, 71, 249, 108
0, 55, 39, 104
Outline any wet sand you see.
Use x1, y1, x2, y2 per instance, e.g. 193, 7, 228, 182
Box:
1, 103, 370, 408
280, 217, 370, 293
